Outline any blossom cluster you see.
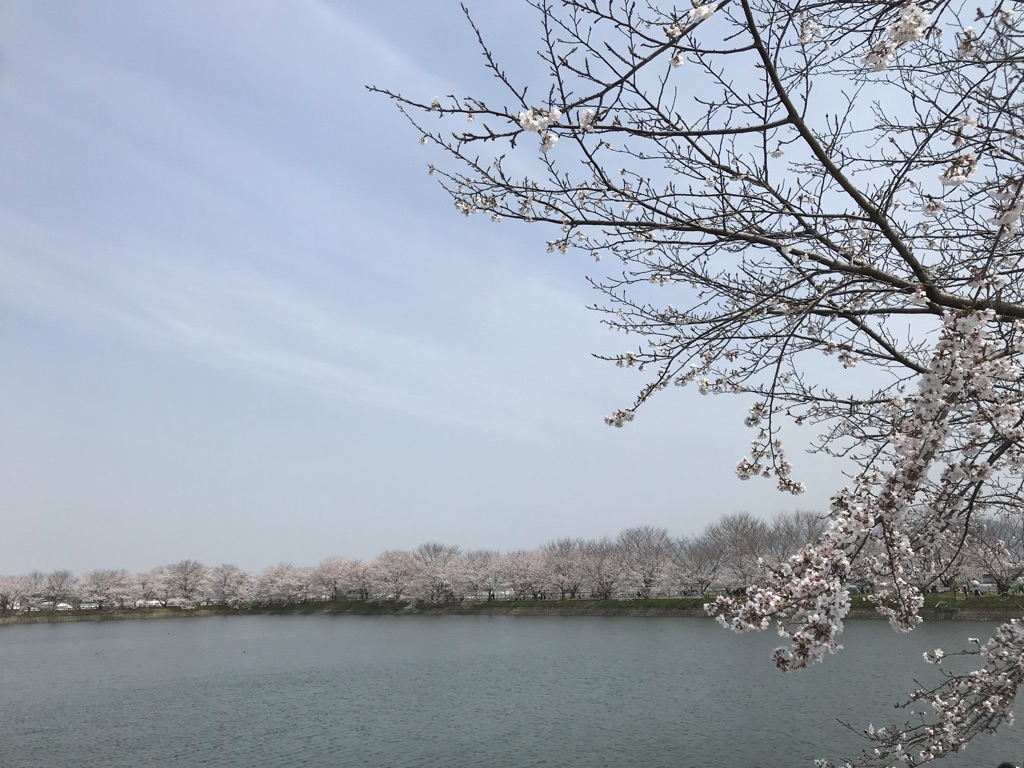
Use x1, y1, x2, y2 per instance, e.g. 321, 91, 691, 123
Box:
711, 310, 1023, 676
690, 3, 718, 22
886, 3, 929, 44
939, 153, 978, 186
798, 18, 824, 44
990, 180, 1024, 229
843, 621, 1024, 766
518, 106, 563, 153
862, 3, 930, 70
518, 107, 562, 133
603, 409, 636, 428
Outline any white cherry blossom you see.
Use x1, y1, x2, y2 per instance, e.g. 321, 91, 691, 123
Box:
689, 3, 717, 22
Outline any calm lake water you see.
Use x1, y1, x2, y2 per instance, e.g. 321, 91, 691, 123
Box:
0, 615, 1019, 768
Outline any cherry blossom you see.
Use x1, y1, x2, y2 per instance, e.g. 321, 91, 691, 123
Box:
939, 153, 978, 186
374, 0, 1024, 762
518, 106, 562, 133
886, 4, 930, 44
862, 40, 896, 71
799, 18, 824, 44
689, 3, 717, 22
579, 108, 596, 132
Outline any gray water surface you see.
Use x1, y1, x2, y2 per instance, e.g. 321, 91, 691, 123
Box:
0, 615, 1018, 767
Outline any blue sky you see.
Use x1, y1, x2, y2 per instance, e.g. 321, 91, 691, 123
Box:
0, 1, 848, 574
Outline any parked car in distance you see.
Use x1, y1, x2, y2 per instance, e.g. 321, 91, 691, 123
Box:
965, 581, 998, 595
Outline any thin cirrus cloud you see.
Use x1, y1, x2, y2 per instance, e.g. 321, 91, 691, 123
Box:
0, 1, 601, 440
0, 211, 583, 441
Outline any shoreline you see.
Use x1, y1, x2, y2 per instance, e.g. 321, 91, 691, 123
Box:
2, 596, 1022, 626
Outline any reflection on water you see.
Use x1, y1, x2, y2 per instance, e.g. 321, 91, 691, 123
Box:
0, 616, 1017, 767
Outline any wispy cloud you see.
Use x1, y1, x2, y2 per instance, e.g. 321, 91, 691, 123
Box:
1, 210, 595, 441
0, 2, 614, 442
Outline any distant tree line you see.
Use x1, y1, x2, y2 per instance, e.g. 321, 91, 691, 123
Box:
2, 509, 1020, 613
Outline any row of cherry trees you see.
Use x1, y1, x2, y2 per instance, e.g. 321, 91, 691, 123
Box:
3, 510, 1020, 612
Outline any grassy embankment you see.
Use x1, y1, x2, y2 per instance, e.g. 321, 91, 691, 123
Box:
2, 593, 1024, 626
